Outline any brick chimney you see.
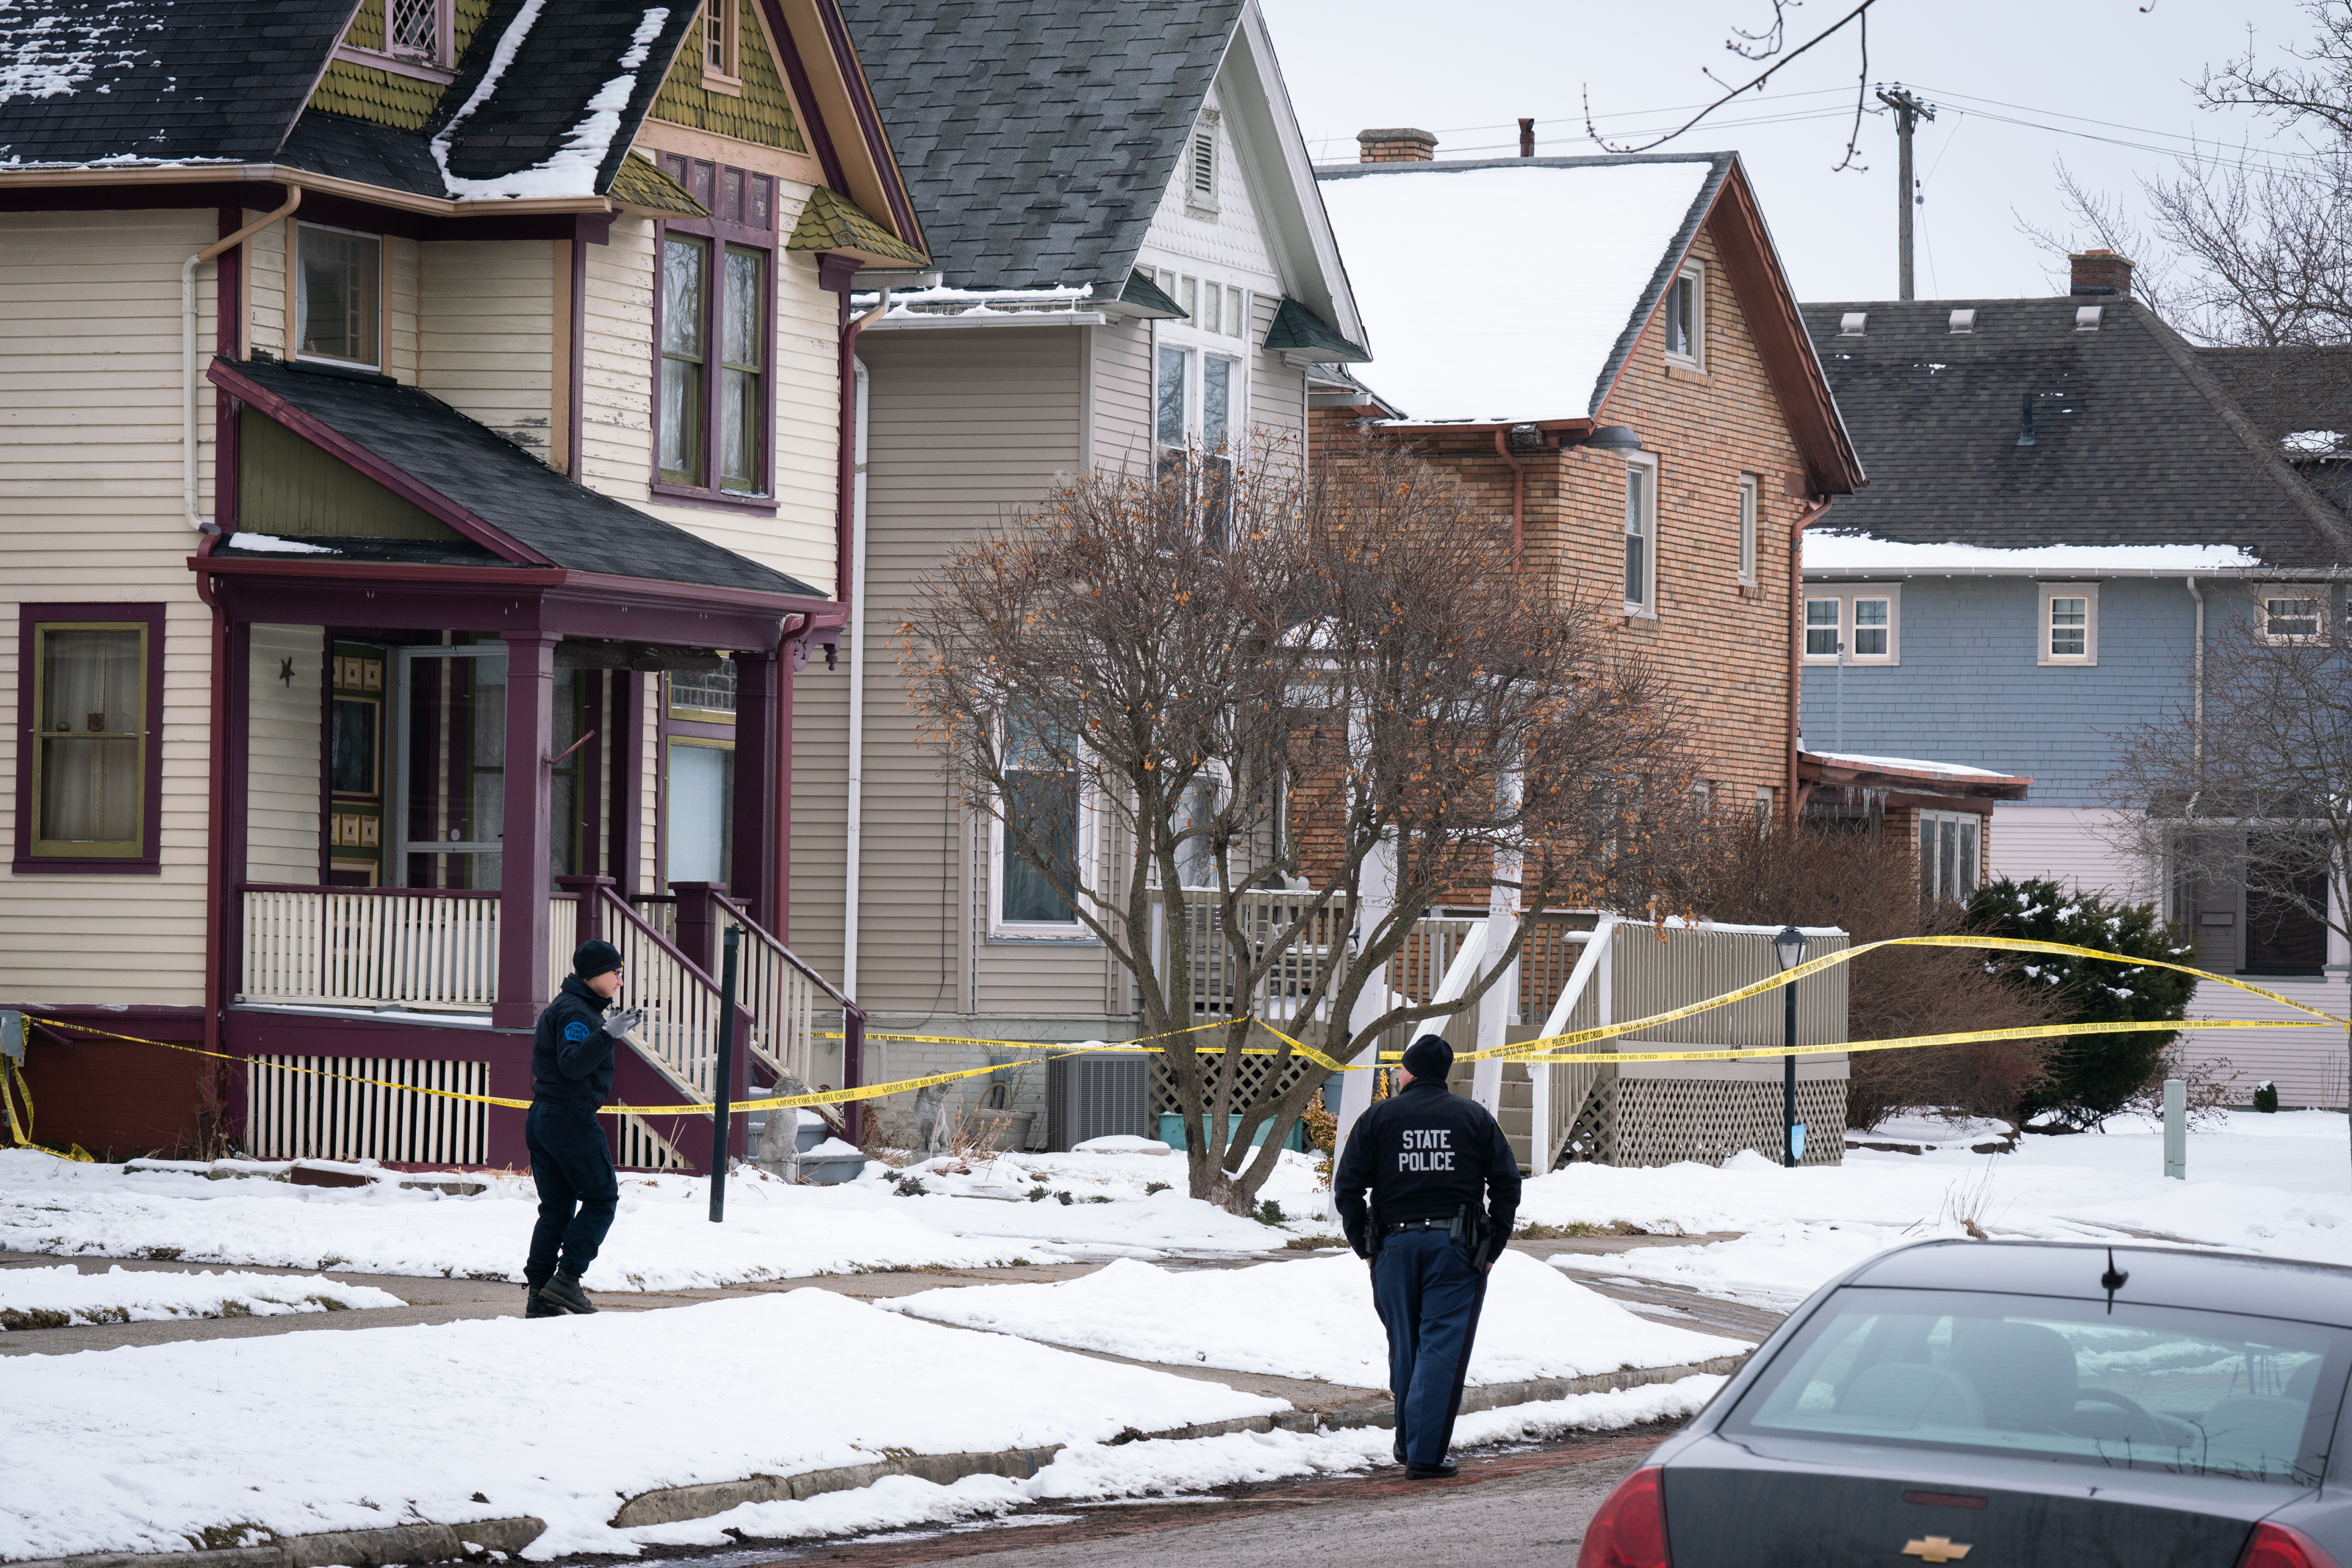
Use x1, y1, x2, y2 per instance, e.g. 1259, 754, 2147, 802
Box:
1358, 127, 1437, 163
2069, 248, 2135, 298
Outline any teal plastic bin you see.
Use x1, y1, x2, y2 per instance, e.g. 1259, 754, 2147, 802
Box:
1156, 1112, 1305, 1152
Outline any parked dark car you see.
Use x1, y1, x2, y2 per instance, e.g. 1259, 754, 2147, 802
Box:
1580, 1240, 2352, 1567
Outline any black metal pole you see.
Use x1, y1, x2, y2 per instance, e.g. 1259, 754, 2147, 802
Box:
1783, 970, 1799, 1168
710, 925, 739, 1223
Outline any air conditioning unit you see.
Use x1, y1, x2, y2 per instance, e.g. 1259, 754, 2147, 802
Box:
1047, 1052, 1150, 1150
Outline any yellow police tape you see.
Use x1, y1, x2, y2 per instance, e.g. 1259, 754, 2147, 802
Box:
18, 933, 2348, 1121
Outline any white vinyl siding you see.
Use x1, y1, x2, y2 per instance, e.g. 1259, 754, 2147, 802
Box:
419, 238, 553, 460
246, 625, 324, 884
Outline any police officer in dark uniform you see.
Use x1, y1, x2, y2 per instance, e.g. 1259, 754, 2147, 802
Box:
1334, 1032, 1521, 1478
523, 939, 642, 1317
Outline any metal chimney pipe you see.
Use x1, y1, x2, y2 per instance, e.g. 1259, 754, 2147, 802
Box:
1519, 118, 1535, 157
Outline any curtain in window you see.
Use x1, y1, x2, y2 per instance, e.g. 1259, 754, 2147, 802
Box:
36, 627, 142, 846
661, 238, 707, 482
666, 741, 733, 885
720, 246, 763, 492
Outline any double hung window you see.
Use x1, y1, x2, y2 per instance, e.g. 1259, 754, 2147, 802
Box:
1919, 810, 1982, 903
1663, 263, 1704, 367
994, 716, 1091, 937
1801, 589, 1899, 663
1151, 266, 1252, 539
663, 661, 736, 888
1623, 456, 1657, 612
295, 223, 381, 370
2037, 583, 2098, 666
653, 156, 778, 505
17, 605, 162, 871
2261, 589, 2326, 644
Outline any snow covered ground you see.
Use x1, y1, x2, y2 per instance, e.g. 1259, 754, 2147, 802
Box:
886, 1251, 1746, 1387
0, 1146, 1309, 1289
0, 1263, 401, 1328
619, 1375, 1727, 1552
1530, 1111, 2352, 1307
0, 1290, 1285, 1561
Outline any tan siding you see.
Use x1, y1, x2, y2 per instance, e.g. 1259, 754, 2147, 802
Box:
246, 213, 287, 359
419, 240, 554, 460
1090, 315, 1154, 475
246, 625, 322, 882
0, 210, 218, 1007
792, 326, 1108, 1014
384, 234, 420, 385
581, 216, 656, 504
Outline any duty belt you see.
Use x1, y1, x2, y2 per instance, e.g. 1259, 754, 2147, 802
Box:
1382, 1217, 1452, 1235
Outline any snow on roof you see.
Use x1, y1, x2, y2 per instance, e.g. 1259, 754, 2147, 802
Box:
1804, 533, 2262, 575
431, 2, 670, 200
0, 4, 147, 102
1316, 160, 1715, 424
1806, 751, 2015, 780
2284, 429, 2346, 456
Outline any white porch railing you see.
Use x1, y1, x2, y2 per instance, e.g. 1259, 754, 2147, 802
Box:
598, 888, 722, 1103
549, 895, 579, 999
714, 892, 825, 1088
1152, 888, 1480, 1026
241, 887, 499, 1010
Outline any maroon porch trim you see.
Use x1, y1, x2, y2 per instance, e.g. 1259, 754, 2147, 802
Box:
730, 647, 778, 927
223, 1007, 533, 1169
614, 670, 644, 897
12, 600, 169, 875
493, 631, 559, 1029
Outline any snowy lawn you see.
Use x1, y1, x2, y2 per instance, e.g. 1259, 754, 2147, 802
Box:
0, 1145, 1302, 1289
1530, 1111, 2352, 1308
885, 1250, 1748, 1387
0, 1290, 1286, 1561
619, 1375, 1727, 1550
0, 1263, 401, 1329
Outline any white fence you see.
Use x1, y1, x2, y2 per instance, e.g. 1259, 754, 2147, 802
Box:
242, 888, 499, 1010
600, 890, 723, 1103
716, 893, 822, 1088
245, 1054, 487, 1164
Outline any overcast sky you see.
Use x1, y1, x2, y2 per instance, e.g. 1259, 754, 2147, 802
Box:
1259, 0, 2321, 309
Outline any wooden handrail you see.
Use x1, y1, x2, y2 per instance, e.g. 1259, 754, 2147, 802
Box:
237, 883, 578, 901
709, 891, 864, 1019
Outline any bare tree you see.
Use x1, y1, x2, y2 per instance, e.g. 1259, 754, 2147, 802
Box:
902, 438, 1704, 1212
2106, 587, 2352, 1162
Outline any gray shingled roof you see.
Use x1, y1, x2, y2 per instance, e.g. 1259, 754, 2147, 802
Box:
0, 0, 352, 166
836, 0, 1244, 289
1800, 297, 2352, 567
221, 357, 826, 599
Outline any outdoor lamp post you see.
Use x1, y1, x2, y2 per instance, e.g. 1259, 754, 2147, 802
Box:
1773, 925, 1808, 1169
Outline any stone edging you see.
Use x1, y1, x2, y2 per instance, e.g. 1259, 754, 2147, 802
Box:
8, 1355, 1746, 1565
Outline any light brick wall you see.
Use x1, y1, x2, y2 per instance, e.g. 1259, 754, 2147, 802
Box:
1313, 222, 1806, 824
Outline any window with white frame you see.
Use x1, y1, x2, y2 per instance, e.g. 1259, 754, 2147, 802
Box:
2038, 583, 2098, 666
2261, 587, 2326, 644
1736, 475, 1758, 584
295, 223, 381, 370
1186, 110, 1220, 214
1918, 810, 1982, 903
1664, 263, 1704, 367
1152, 266, 1252, 534
1623, 455, 1657, 612
702, 0, 741, 85
1800, 587, 1898, 663
993, 716, 1093, 937
345, 0, 455, 75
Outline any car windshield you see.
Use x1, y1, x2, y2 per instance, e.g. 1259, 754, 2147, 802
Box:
1725, 1287, 2347, 1484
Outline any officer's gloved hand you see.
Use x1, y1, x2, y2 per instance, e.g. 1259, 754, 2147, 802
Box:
601, 1007, 648, 1039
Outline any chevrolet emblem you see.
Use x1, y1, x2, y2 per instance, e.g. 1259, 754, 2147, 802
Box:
1903, 1539, 1972, 1564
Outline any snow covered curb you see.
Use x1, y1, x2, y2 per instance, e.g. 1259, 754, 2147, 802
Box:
0, 1265, 402, 1330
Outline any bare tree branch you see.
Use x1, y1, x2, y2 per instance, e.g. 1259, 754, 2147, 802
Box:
1583, 0, 1877, 170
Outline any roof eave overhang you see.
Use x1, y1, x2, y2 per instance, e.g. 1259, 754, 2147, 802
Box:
1798, 752, 2032, 802
1365, 417, 1596, 436
1804, 564, 2338, 580
0, 163, 615, 220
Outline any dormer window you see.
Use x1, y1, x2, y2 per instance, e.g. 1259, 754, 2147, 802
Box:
388, 0, 440, 59
702, 0, 742, 91
340, 0, 455, 79
1664, 263, 1704, 368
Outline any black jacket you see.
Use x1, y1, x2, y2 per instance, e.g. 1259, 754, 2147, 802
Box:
1333, 1078, 1521, 1263
531, 974, 615, 1111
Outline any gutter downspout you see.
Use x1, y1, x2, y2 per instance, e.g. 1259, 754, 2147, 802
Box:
183, 189, 299, 531
843, 359, 871, 996
194, 537, 226, 1066
1788, 492, 1834, 823
2185, 576, 2205, 817
1493, 430, 1527, 577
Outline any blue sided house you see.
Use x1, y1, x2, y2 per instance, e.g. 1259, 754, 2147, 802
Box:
1799, 251, 2352, 1106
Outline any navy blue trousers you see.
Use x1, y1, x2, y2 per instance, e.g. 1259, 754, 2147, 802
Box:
1372, 1227, 1488, 1465
525, 1101, 618, 1286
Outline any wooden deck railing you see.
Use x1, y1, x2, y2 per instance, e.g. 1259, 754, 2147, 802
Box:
713, 891, 836, 1089
596, 887, 724, 1103
241, 885, 501, 1010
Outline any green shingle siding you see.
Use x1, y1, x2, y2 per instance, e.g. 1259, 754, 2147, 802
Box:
310, 0, 493, 133
240, 410, 466, 542
650, 10, 806, 153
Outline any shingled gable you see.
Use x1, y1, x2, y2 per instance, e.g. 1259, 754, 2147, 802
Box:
1316, 152, 1860, 495
211, 356, 826, 600
1800, 297, 2352, 567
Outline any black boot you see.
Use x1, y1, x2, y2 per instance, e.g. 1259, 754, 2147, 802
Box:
1405, 1459, 1458, 1481
540, 1268, 597, 1315
524, 1280, 563, 1318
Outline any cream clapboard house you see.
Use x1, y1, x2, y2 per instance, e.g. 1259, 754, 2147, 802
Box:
790, 1, 1372, 1144
0, 0, 927, 1164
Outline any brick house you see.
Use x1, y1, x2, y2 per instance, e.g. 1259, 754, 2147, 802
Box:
1311, 134, 1870, 824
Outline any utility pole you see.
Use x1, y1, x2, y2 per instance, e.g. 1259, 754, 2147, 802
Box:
1875, 85, 1936, 300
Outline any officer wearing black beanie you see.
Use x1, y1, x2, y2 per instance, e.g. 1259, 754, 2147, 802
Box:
1333, 1032, 1521, 1478
521, 940, 642, 1317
